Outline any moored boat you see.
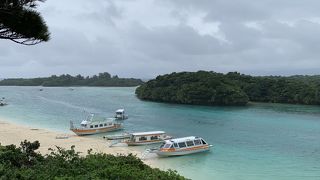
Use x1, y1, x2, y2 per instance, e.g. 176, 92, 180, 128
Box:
70, 114, 122, 136
114, 109, 128, 120
152, 136, 212, 157
0, 97, 7, 106
124, 131, 171, 146
103, 133, 131, 140
109, 131, 171, 147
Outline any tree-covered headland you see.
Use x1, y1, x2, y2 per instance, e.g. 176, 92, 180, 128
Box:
0, 72, 143, 87
0, 141, 185, 179
136, 71, 320, 106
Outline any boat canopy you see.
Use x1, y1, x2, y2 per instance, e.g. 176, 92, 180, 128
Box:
80, 120, 89, 125
165, 136, 199, 144
131, 131, 165, 136
116, 109, 125, 113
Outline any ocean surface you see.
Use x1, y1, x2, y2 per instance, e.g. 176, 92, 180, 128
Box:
0, 86, 320, 180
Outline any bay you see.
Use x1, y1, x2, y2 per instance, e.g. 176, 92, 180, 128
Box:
0, 86, 319, 180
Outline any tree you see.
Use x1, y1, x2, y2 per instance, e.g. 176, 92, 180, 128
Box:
0, 0, 50, 45
0, 141, 185, 179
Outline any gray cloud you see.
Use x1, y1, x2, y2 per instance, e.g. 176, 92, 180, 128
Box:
1, 0, 320, 78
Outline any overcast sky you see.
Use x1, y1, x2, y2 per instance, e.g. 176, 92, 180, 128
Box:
1, 0, 320, 78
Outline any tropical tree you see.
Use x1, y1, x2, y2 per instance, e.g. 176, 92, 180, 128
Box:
0, 0, 50, 45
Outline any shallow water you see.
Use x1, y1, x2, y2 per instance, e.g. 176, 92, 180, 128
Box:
0, 86, 319, 180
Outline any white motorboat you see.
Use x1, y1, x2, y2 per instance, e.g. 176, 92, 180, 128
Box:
70, 114, 122, 136
114, 109, 128, 120
124, 131, 171, 146
147, 136, 212, 157
0, 97, 7, 106
109, 131, 171, 147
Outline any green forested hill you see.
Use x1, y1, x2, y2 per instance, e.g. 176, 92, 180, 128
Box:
135, 71, 320, 106
0, 72, 143, 87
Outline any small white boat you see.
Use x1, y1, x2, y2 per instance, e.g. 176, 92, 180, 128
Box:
150, 136, 212, 157
109, 131, 171, 147
70, 114, 122, 136
0, 98, 7, 106
103, 133, 131, 140
124, 131, 171, 146
114, 109, 128, 120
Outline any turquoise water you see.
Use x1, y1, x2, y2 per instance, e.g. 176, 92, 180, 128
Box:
0, 86, 320, 180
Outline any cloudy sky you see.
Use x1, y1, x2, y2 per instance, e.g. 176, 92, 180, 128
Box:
1, 0, 320, 78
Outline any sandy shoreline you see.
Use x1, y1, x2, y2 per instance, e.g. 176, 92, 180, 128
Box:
0, 118, 157, 167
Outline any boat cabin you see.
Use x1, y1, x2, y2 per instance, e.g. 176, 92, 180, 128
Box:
160, 136, 208, 150
70, 113, 122, 136
79, 114, 117, 129
115, 109, 128, 120
130, 131, 166, 142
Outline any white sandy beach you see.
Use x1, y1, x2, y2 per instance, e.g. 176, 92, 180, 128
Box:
0, 118, 157, 167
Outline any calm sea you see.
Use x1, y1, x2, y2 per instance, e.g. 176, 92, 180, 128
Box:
0, 86, 319, 180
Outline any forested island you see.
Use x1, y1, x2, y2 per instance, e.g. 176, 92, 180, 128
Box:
0, 141, 184, 179
135, 71, 320, 106
0, 72, 143, 87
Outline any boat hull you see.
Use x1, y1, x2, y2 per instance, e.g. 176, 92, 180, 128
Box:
71, 124, 122, 136
126, 140, 164, 146
104, 134, 130, 140
156, 145, 211, 157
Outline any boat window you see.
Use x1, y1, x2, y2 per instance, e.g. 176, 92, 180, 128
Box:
99, 124, 103, 127
186, 141, 194, 147
139, 136, 147, 141
164, 144, 171, 148
201, 139, 207, 145
178, 142, 186, 148
109, 123, 112, 126
90, 125, 93, 128
173, 143, 179, 148
104, 123, 107, 126
194, 139, 201, 145
151, 136, 158, 140
160, 143, 165, 148
95, 125, 98, 128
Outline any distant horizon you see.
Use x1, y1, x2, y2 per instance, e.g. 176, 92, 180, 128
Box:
1, 70, 320, 80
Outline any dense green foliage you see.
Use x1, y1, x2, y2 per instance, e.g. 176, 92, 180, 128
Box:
0, 141, 185, 180
136, 71, 320, 106
0, 0, 50, 45
0, 72, 144, 87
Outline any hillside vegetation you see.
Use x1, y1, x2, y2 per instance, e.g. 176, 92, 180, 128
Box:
136, 71, 320, 106
0, 141, 185, 180
0, 72, 143, 87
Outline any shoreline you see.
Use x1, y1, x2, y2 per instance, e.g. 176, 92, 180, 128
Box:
0, 118, 158, 168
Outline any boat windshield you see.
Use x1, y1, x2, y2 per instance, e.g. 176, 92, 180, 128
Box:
201, 139, 207, 145
194, 139, 202, 145
163, 143, 172, 148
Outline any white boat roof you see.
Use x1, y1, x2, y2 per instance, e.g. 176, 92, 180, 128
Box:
131, 131, 165, 136
116, 109, 125, 113
165, 136, 200, 143
85, 115, 116, 124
